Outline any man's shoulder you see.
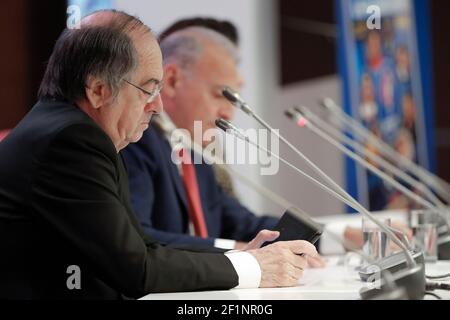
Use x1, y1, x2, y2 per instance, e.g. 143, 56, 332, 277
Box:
16, 100, 99, 138
13, 100, 116, 160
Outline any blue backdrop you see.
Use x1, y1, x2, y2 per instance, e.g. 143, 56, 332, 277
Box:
336, 0, 435, 212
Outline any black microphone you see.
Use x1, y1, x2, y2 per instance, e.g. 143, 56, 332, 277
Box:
216, 118, 423, 299
222, 87, 253, 115
215, 118, 248, 141
215, 118, 233, 131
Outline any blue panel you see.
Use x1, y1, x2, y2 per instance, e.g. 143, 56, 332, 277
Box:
336, 0, 435, 212
413, 0, 436, 173
336, 0, 359, 213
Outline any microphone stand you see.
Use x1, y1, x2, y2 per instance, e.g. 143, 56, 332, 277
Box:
171, 118, 408, 298
216, 118, 426, 299
320, 98, 450, 203
286, 108, 445, 214
221, 88, 415, 263
315, 100, 450, 259
295, 106, 447, 209
287, 107, 450, 261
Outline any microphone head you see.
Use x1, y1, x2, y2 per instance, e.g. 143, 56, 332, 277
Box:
222, 87, 241, 105
284, 108, 297, 120
215, 118, 231, 132
320, 97, 336, 111
293, 106, 306, 117
285, 107, 307, 128
222, 87, 254, 116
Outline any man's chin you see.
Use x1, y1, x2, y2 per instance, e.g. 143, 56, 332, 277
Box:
129, 131, 145, 144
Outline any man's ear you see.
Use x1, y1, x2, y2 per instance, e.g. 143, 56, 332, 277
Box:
162, 64, 182, 98
84, 76, 113, 109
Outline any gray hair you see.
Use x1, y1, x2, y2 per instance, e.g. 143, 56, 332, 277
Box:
38, 10, 152, 103
160, 26, 239, 73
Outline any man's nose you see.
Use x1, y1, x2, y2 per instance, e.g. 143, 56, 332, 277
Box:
145, 95, 164, 114
218, 102, 235, 121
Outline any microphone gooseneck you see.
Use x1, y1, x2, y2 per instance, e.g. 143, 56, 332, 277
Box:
288, 107, 437, 211
215, 117, 423, 299
295, 106, 446, 209
222, 89, 416, 268
289, 106, 450, 236
320, 97, 450, 203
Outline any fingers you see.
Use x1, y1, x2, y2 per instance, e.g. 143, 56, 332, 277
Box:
246, 230, 280, 250
307, 255, 327, 268
286, 263, 304, 284
393, 223, 413, 240
252, 239, 320, 288
284, 250, 308, 271
274, 258, 305, 287
284, 240, 319, 258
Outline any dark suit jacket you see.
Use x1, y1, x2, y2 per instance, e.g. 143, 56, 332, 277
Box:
121, 121, 278, 248
0, 100, 238, 300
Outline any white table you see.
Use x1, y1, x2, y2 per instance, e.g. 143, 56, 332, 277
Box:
140, 257, 450, 300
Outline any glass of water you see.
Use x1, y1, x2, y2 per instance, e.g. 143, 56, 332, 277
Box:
410, 209, 439, 263
362, 217, 391, 261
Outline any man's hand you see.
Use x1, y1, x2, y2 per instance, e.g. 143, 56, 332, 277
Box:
389, 221, 413, 252
344, 221, 413, 251
391, 221, 413, 240
234, 242, 249, 250
344, 226, 364, 248
306, 254, 327, 268
247, 240, 319, 288
238, 229, 325, 268
238, 230, 280, 250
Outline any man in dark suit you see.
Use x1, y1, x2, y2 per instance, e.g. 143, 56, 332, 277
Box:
0, 10, 318, 299
122, 20, 280, 251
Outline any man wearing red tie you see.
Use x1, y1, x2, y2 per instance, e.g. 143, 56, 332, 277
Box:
0, 11, 320, 299
121, 19, 285, 251
121, 19, 406, 257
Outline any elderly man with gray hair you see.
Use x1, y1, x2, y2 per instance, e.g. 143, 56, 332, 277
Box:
121, 19, 289, 252
0, 11, 318, 300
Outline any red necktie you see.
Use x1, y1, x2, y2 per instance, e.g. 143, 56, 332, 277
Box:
179, 149, 208, 238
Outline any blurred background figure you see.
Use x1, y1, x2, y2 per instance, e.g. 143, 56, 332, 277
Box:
121, 18, 280, 250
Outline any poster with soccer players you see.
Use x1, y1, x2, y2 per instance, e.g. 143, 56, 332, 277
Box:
338, 0, 435, 211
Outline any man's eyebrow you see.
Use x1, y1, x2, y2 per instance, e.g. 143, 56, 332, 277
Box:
141, 78, 162, 86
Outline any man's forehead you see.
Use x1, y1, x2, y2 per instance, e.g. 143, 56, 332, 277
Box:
135, 36, 163, 80
198, 45, 238, 74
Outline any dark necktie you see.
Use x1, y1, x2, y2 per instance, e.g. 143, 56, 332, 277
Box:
179, 149, 208, 238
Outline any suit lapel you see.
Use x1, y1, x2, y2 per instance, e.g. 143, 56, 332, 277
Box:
154, 124, 189, 212
166, 145, 189, 211
117, 153, 149, 234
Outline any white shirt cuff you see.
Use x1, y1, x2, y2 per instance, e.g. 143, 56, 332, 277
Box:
214, 238, 236, 250
319, 221, 349, 255
224, 251, 261, 289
